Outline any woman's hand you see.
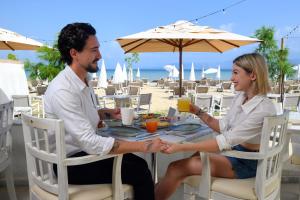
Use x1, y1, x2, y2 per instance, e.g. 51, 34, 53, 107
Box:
189, 103, 201, 115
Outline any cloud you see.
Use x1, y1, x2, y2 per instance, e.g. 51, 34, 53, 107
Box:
219, 23, 235, 32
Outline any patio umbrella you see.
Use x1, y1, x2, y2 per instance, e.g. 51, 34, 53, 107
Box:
136, 66, 140, 80
128, 67, 133, 82
98, 60, 108, 88
293, 64, 300, 80
0, 28, 43, 50
117, 20, 260, 96
216, 65, 221, 82
112, 62, 124, 83
201, 66, 205, 79
204, 67, 218, 74
189, 62, 196, 81
164, 65, 179, 80
122, 64, 128, 82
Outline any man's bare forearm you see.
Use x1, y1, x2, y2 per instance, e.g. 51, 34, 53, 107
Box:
109, 140, 153, 154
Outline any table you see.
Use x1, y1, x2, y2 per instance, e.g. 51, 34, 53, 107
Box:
98, 118, 214, 183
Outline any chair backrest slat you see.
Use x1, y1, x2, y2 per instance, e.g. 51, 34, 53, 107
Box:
22, 114, 65, 196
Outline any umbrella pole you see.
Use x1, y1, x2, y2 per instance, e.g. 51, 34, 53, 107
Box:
179, 44, 183, 97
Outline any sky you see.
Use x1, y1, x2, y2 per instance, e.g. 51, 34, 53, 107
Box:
0, 0, 300, 70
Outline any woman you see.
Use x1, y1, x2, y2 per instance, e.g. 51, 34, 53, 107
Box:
155, 53, 276, 200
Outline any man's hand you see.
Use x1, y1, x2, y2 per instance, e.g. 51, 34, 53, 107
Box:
143, 138, 168, 153
110, 108, 121, 119
160, 142, 181, 154
99, 108, 121, 120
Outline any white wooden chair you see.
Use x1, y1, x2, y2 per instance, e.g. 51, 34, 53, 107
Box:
135, 93, 152, 114
21, 113, 133, 200
184, 111, 289, 200
0, 101, 17, 200
195, 94, 214, 115
214, 95, 234, 116
283, 94, 300, 112
12, 95, 32, 119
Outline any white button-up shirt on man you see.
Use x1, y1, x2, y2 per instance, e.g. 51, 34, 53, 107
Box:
44, 66, 114, 156
216, 92, 276, 151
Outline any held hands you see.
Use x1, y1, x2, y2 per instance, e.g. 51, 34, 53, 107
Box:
160, 142, 181, 154
143, 138, 169, 153
143, 139, 182, 154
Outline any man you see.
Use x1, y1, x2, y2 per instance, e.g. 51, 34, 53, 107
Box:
44, 22, 163, 200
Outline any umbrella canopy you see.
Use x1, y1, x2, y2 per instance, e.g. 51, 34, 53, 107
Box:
122, 64, 128, 82
128, 67, 133, 82
204, 67, 218, 74
293, 64, 300, 80
164, 65, 179, 79
216, 65, 221, 82
0, 28, 43, 50
98, 60, 108, 88
112, 62, 124, 83
189, 62, 196, 81
136, 66, 140, 79
117, 20, 260, 96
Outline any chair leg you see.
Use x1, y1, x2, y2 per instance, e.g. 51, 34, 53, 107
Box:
4, 166, 17, 200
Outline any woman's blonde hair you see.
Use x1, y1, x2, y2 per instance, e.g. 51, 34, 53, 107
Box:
233, 53, 270, 95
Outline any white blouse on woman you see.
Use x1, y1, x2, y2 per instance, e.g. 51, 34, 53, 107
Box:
216, 92, 276, 151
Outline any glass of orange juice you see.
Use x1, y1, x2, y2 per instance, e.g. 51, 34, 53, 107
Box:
146, 119, 158, 133
177, 97, 191, 112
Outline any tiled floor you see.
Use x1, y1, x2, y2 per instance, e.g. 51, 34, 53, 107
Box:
0, 182, 299, 200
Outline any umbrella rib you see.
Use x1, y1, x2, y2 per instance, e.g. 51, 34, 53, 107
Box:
119, 39, 144, 48
182, 39, 202, 47
204, 40, 223, 53
157, 39, 178, 47
124, 39, 151, 53
2, 41, 15, 50
220, 40, 240, 48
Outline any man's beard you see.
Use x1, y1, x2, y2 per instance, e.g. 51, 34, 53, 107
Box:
86, 64, 99, 73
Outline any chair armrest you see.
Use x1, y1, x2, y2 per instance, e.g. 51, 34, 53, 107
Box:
221, 150, 265, 160
64, 154, 118, 166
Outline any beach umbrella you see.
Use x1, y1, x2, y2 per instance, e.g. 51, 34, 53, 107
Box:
0, 28, 43, 50
293, 64, 300, 80
117, 20, 260, 96
112, 62, 124, 83
164, 65, 178, 79
216, 65, 221, 82
201, 66, 205, 79
204, 67, 218, 74
98, 60, 108, 88
122, 64, 127, 82
128, 67, 133, 82
136, 66, 140, 80
189, 62, 196, 81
